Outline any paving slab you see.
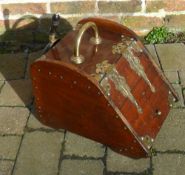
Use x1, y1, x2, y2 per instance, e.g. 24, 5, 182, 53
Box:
0, 136, 21, 160
0, 160, 14, 175
59, 159, 104, 175
164, 70, 179, 84
64, 132, 105, 158
25, 50, 43, 79
145, 44, 160, 67
155, 43, 185, 70
154, 109, 185, 151
106, 149, 150, 173
0, 80, 4, 89
0, 107, 29, 135
172, 84, 184, 107
13, 131, 64, 175
179, 70, 185, 87
0, 53, 26, 80
153, 154, 185, 175
0, 80, 33, 106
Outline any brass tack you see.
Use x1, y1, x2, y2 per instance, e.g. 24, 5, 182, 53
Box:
170, 104, 173, 107
73, 81, 77, 84
49, 72, 52, 75
60, 76, 63, 79
38, 69, 40, 72
173, 98, 176, 102
169, 91, 172, 95
157, 110, 162, 116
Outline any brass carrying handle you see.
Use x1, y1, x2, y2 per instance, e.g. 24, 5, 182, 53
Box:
71, 22, 102, 64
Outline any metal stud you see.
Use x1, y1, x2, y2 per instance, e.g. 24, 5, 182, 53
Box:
115, 115, 119, 119
35, 86, 38, 89
169, 91, 172, 95
38, 69, 41, 72
73, 81, 77, 84
131, 147, 134, 150
87, 86, 91, 89
173, 98, 177, 102
170, 104, 173, 107
119, 149, 123, 152
49, 72, 52, 75
133, 140, 137, 143
107, 103, 111, 107
124, 126, 127, 130
98, 92, 101, 95
124, 148, 128, 151
157, 110, 162, 116
60, 76, 63, 79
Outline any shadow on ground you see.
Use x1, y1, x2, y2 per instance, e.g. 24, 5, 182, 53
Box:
0, 9, 73, 117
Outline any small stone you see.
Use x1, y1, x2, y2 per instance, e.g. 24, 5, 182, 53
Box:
106, 149, 150, 173
13, 131, 64, 175
0, 107, 29, 135
153, 154, 185, 175
60, 159, 104, 175
154, 109, 185, 151
64, 132, 105, 158
0, 136, 21, 159
0, 80, 33, 106
0, 160, 14, 175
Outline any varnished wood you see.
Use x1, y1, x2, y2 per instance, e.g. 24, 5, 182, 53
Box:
31, 17, 178, 159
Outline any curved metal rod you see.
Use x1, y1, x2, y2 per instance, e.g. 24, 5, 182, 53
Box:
71, 22, 102, 64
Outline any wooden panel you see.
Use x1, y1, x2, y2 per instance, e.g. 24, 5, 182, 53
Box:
30, 17, 178, 159
31, 60, 147, 158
